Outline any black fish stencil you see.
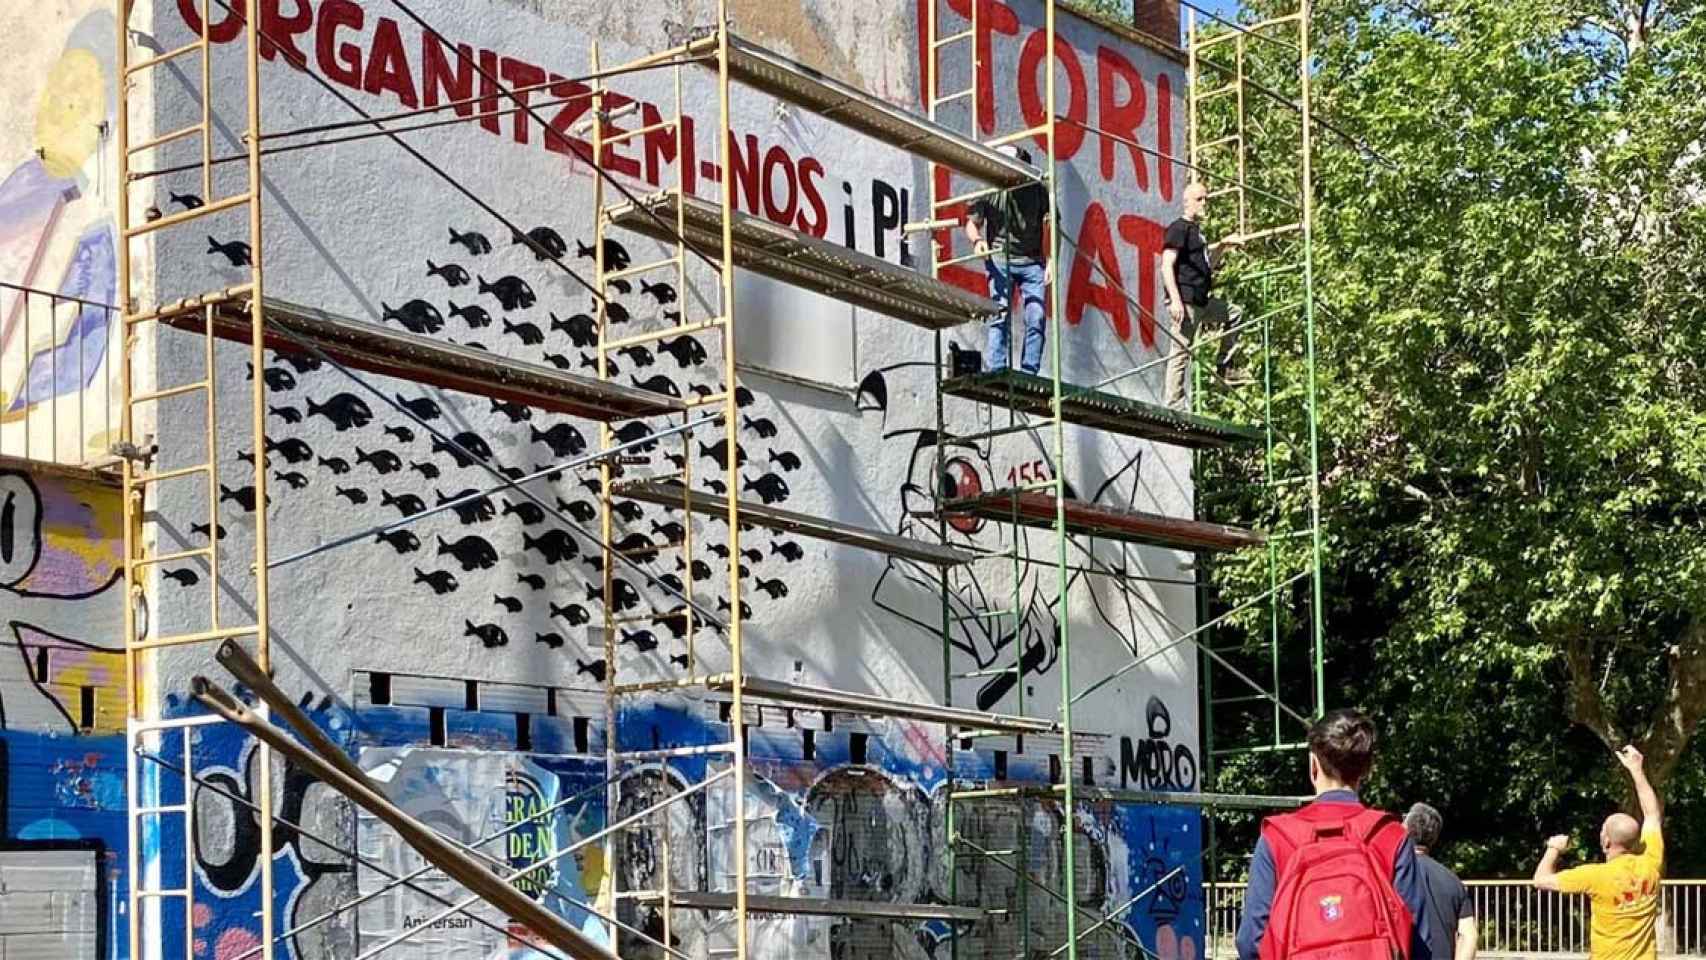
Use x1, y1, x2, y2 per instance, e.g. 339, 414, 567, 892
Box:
319, 456, 351, 475
501, 499, 546, 525
613, 422, 656, 451
551, 602, 590, 625
743, 473, 790, 504
612, 500, 644, 524
517, 572, 546, 591
551, 312, 597, 348
465, 620, 509, 648
543, 353, 573, 370
770, 541, 803, 562
530, 423, 586, 457
408, 460, 441, 480
503, 318, 545, 345
219, 484, 263, 512
743, 415, 778, 439
375, 529, 421, 553
169, 191, 203, 209
163, 567, 200, 587
449, 301, 493, 329
449, 226, 493, 255
753, 577, 788, 600
608, 278, 632, 295
576, 659, 607, 682
514, 225, 568, 260
206, 235, 251, 266
535, 632, 566, 649
384, 424, 415, 444
269, 404, 302, 424
657, 336, 707, 368
381, 489, 427, 517
437, 488, 496, 524
490, 399, 533, 423
575, 236, 631, 270
414, 567, 459, 594
306, 392, 373, 431
639, 279, 677, 305
428, 260, 470, 287
395, 394, 442, 421
265, 436, 314, 464
381, 300, 445, 334
620, 630, 658, 653
335, 486, 368, 505
616, 345, 654, 368
631, 375, 680, 398
478, 275, 535, 311
356, 447, 403, 475
432, 431, 493, 468
191, 522, 227, 541
769, 449, 801, 472
493, 594, 523, 613
523, 528, 578, 564
273, 470, 309, 490
438, 534, 499, 570
564, 500, 597, 522
579, 352, 618, 376
699, 441, 747, 470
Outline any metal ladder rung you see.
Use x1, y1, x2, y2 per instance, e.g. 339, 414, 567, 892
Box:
934, 184, 1003, 209
604, 255, 683, 284
950, 608, 1014, 622
130, 463, 210, 486
953, 422, 1037, 445
133, 804, 189, 816
130, 625, 258, 652
134, 888, 191, 899
932, 29, 974, 47
602, 118, 677, 146
954, 665, 1018, 678
127, 123, 206, 155
134, 547, 212, 568
603, 316, 725, 351
1207, 187, 1241, 200
931, 88, 975, 107
684, 391, 730, 408
1193, 82, 1239, 100
122, 193, 251, 239
613, 742, 737, 761
126, 39, 203, 75
1197, 134, 1242, 151
130, 381, 208, 405
986, 125, 1048, 148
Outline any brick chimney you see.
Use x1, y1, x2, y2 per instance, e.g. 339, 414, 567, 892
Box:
1132, 0, 1182, 45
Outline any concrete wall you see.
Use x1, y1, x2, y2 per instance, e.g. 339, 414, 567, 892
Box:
120, 0, 1199, 956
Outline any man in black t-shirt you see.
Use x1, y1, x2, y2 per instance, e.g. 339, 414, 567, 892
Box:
1161, 182, 1243, 408
1405, 802, 1480, 960
965, 146, 1050, 374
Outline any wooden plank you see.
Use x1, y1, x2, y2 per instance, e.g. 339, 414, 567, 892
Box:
634, 890, 986, 922
945, 489, 1265, 552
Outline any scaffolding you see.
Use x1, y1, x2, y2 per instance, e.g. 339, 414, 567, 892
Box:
109, 0, 1330, 958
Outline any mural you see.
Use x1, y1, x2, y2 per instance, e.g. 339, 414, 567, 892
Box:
0, 5, 121, 465
0, 466, 128, 958
117, 0, 1207, 956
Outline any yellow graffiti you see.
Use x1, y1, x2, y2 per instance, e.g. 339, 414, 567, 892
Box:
37, 479, 123, 578
35, 48, 105, 179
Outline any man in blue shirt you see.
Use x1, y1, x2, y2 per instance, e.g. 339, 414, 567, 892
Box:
1235, 709, 1433, 960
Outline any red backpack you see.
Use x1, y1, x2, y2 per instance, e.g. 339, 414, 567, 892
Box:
1257, 802, 1415, 960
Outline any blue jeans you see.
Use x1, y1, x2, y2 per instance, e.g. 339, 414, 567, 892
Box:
984, 258, 1047, 374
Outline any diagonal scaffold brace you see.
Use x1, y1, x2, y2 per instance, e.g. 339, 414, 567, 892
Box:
193, 641, 617, 960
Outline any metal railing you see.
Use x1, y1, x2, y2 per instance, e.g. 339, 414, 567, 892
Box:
1205, 880, 1706, 959
0, 280, 120, 470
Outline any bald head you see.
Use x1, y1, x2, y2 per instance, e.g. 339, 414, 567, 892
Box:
1601, 813, 1641, 855
1184, 182, 1209, 221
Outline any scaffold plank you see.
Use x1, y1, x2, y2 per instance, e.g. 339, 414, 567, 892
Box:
684, 33, 1040, 189
944, 489, 1266, 552
702, 674, 1056, 735
616, 478, 975, 566
940, 370, 1263, 448
158, 297, 683, 421
631, 891, 986, 922
949, 784, 1308, 810
604, 192, 1001, 330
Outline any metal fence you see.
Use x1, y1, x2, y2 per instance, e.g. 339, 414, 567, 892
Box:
1205, 880, 1706, 958
0, 280, 121, 469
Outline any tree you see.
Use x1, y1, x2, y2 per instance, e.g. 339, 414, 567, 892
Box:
1199, 0, 1706, 872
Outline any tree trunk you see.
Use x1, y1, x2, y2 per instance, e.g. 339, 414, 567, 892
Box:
1562, 619, 1706, 801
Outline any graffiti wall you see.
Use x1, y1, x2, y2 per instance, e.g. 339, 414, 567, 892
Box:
121, 0, 1206, 956
0, 466, 129, 958
0, 2, 122, 466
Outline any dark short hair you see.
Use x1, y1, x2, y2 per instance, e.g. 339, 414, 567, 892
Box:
1404, 802, 1443, 850
1308, 708, 1377, 785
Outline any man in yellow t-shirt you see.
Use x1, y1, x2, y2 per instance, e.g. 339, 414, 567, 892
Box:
1532, 745, 1664, 960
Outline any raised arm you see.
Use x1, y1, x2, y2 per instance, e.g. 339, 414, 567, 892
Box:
1618, 745, 1661, 833
1531, 834, 1570, 891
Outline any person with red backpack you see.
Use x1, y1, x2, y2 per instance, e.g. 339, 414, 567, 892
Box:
1235, 709, 1434, 960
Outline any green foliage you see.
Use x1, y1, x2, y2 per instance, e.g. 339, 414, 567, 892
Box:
1197, 0, 1706, 876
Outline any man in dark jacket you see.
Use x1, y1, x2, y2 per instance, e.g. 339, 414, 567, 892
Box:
964, 146, 1050, 375
1405, 803, 1479, 960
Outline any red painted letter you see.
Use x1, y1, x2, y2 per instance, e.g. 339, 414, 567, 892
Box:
1096, 46, 1146, 191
